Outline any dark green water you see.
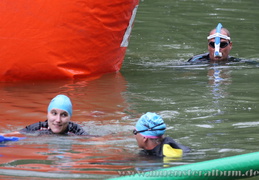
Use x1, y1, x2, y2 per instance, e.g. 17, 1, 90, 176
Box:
0, 0, 259, 179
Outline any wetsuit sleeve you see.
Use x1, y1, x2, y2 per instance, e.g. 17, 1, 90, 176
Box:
67, 122, 89, 135
19, 121, 46, 134
187, 53, 210, 63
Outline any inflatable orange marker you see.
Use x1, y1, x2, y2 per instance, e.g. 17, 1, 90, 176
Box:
0, 0, 139, 81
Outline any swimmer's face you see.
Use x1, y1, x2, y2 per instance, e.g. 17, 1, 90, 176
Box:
208, 29, 232, 61
47, 109, 70, 134
134, 131, 145, 148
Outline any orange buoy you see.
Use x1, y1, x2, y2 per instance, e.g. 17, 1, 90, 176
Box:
0, 0, 139, 81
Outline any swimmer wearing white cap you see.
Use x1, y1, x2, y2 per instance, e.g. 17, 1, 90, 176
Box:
188, 23, 241, 64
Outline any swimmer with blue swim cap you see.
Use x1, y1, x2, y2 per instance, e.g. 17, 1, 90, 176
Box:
48, 94, 73, 117
135, 112, 166, 138
133, 112, 190, 158
20, 94, 88, 135
46, 95, 73, 134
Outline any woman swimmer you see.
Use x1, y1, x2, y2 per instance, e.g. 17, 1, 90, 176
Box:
19, 94, 88, 135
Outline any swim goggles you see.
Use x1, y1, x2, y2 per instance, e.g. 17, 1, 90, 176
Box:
208, 41, 229, 49
133, 123, 166, 135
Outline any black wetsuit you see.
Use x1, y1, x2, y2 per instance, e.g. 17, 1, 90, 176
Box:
140, 137, 190, 157
187, 53, 241, 64
20, 120, 88, 135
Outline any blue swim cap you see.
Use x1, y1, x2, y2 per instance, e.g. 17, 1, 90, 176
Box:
135, 112, 166, 138
47, 95, 72, 116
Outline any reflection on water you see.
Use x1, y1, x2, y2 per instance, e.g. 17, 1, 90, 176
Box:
207, 65, 232, 116
0, 73, 130, 135
1, 65, 259, 179
0, 73, 137, 179
1, 0, 259, 179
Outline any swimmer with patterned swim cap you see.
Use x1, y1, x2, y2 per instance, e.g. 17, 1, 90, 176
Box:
133, 112, 190, 157
188, 23, 241, 64
20, 94, 88, 135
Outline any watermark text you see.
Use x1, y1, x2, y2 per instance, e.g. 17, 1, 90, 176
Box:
118, 169, 259, 177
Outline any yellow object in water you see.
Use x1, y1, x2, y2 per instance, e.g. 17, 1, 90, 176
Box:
163, 144, 183, 157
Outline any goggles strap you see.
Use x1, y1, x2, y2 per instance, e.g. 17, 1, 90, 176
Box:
207, 33, 231, 40
138, 123, 166, 133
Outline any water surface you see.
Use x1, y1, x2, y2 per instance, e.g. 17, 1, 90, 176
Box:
1, 0, 259, 179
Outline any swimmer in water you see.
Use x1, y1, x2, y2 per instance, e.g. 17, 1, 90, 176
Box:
20, 94, 88, 135
133, 112, 190, 157
188, 23, 240, 64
